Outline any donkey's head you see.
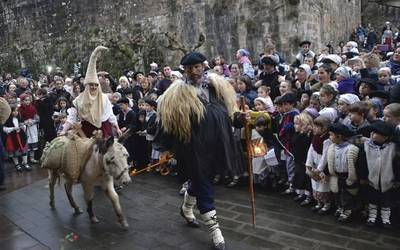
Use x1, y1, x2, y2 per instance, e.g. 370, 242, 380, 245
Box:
97, 137, 131, 186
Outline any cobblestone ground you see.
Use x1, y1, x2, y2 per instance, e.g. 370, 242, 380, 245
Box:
0, 171, 399, 250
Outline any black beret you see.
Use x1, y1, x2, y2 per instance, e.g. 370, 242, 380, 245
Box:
133, 71, 144, 81
144, 98, 157, 108
261, 56, 278, 66
329, 123, 354, 137
369, 90, 389, 100
277, 92, 298, 104
369, 120, 395, 137
299, 40, 311, 47
358, 78, 377, 90
180, 52, 207, 66
117, 97, 130, 104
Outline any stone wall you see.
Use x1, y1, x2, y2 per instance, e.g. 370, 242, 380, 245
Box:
0, 0, 361, 76
361, 1, 400, 33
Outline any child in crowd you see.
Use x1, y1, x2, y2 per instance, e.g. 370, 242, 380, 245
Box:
367, 98, 383, 122
279, 80, 292, 96
377, 67, 395, 92
299, 91, 312, 111
335, 66, 355, 95
144, 99, 159, 165
277, 93, 299, 195
53, 96, 70, 129
337, 93, 360, 127
348, 101, 371, 145
138, 98, 146, 111
291, 112, 313, 206
117, 98, 136, 165
3, 106, 30, 171
237, 75, 257, 109
19, 94, 39, 164
256, 86, 275, 113
358, 120, 400, 228
309, 92, 321, 111
319, 85, 338, 123
325, 123, 359, 222
56, 114, 67, 136
306, 116, 332, 214
383, 103, 400, 143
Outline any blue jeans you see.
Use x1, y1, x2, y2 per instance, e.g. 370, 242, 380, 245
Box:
187, 177, 215, 214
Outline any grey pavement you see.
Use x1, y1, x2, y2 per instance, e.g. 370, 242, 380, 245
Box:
0, 173, 399, 250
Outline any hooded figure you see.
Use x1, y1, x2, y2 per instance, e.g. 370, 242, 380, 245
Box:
62, 46, 121, 138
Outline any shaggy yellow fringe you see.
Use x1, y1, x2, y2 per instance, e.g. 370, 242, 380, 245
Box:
158, 73, 238, 143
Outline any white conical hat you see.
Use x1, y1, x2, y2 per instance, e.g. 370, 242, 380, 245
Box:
84, 46, 108, 85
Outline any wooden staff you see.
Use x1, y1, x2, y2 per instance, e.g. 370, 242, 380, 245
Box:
240, 96, 256, 227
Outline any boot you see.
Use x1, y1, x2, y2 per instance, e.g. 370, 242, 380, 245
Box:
381, 207, 392, 229
201, 210, 226, 250
180, 192, 200, 228
366, 204, 377, 227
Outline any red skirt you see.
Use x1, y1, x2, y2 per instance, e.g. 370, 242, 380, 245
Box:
81, 120, 113, 139
5, 133, 27, 154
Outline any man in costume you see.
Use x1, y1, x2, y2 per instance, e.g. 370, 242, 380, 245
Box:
61, 46, 122, 138
154, 52, 244, 250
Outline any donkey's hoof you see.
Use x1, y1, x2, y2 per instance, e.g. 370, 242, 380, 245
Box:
91, 216, 100, 223
120, 220, 129, 229
49, 202, 55, 209
74, 208, 83, 215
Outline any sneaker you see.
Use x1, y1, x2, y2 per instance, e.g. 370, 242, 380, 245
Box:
281, 187, 295, 196
30, 158, 39, 164
293, 194, 306, 202
334, 208, 343, 217
23, 164, 32, 171
300, 196, 313, 207
318, 203, 332, 215
227, 177, 239, 188
311, 203, 322, 212
15, 164, 23, 172
338, 210, 352, 222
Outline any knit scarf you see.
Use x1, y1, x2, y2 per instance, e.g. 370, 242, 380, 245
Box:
312, 132, 329, 154
19, 103, 37, 120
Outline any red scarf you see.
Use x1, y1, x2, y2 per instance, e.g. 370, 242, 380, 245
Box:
311, 132, 329, 155
19, 103, 37, 120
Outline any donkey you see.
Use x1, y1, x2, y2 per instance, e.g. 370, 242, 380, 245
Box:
48, 137, 132, 228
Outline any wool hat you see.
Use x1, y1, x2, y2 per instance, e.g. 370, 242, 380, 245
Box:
329, 122, 354, 137
254, 97, 270, 109
171, 71, 183, 79
298, 64, 312, 78
119, 76, 129, 84
322, 54, 342, 65
358, 78, 377, 90
237, 49, 250, 57
299, 40, 311, 47
144, 98, 157, 108
339, 93, 360, 105
335, 66, 351, 79
133, 71, 144, 81
150, 62, 158, 68
117, 97, 130, 105
180, 52, 207, 66
304, 107, 320, 119
369, 120, 395, 137
277, 92, 298, 104
84, 46, 108, 85
378, 67, 391, 74
261, 55, 278, 66
346, 41, 358, 49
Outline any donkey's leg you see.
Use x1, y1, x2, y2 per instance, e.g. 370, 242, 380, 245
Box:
49, 170, 58, 209
82, 182, 99, 223
64, 180, 82, 214
104, 180, 129, 228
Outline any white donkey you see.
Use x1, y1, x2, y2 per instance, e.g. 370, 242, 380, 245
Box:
47, 137, 132, 228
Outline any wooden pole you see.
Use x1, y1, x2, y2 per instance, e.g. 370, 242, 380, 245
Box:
240, 96, 256, 227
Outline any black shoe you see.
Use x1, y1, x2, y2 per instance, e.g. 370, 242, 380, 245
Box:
213, 242, 226, 250
180, 207, 200, 228
227, 177, 239, 188
311, 203, 322, 212
15, 164, 23, 172
0, 185, 6, 191
23, 164, 32, 171
293, 194, 306, 202
300, 197, 313, 207
382, 222, 392, 229
365, 219, 376, 227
